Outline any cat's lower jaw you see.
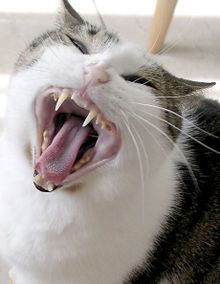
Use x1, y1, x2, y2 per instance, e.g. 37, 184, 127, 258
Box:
0, 143, 178, 284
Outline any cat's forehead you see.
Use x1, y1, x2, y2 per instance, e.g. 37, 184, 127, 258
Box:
15, 24, 118, 72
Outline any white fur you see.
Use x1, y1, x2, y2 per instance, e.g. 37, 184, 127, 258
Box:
0, 42, 181, 284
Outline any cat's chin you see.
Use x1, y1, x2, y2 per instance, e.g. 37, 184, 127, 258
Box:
33, 86, 121, 192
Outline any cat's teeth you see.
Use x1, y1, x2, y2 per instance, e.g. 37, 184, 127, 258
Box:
72, 156, 91, 171
41, 130, 50, 152
82, 109, 98, 127
33, 174, 41, 184
55, 91, 70, 111
101, 121, 107, 129
95, 115, 111, 130
47, 184, 54, 192
33, 175, 54, 192
71, 92, 89, 109
52, 93, 59, 101
102, 122, 111, 130
95, 114, 102, 125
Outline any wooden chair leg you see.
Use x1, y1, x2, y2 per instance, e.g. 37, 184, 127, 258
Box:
147, 0, 177, 53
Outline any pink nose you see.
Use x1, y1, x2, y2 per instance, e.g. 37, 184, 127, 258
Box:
84, 62, 110, 86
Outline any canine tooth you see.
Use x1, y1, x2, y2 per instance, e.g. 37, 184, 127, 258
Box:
55, 91, 70, 111
82, 109, 98, 127
33, 174, 41, 184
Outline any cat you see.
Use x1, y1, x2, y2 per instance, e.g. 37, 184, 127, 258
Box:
0, 0, 219, 283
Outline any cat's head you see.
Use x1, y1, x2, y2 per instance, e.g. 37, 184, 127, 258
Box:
5, 0, 214, 195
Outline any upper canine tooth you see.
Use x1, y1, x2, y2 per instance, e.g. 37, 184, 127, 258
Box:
82, 109, 98, 127
55, 91, 70, 111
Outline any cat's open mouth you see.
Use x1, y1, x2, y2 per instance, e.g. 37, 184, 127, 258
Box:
33, 87, 120, 192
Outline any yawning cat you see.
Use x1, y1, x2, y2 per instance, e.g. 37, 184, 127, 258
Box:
0, 1, 219, 283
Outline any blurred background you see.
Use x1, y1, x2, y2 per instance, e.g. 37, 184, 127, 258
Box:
0, 0, 219, 281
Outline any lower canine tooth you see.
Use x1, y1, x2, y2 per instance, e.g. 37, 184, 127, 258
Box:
33, 174, 41, 184
55, 91, 70, 111
83, 109, 98, 127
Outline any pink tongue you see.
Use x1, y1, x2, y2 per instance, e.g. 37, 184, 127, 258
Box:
35, 117, 90, 186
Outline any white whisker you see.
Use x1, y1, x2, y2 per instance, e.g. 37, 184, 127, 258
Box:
129, 111, 200, 192
132, 102, 219, 139
120, 110, 146, 218
137, 109, 220, 155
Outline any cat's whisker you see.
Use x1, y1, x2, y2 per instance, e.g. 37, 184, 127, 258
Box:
120, 110, 146, 218
132, 102, 219, 139
130, 111, 200, 192
158, 17, 193, 56
156, 93, 199, 99
130, 112, 168, 158
126, 74, 162, 87
137, 108, 220, 155
130, 113, 187, 189
131, 122, 150, 177
148, 26, 163, 54
134, 91, 199, 100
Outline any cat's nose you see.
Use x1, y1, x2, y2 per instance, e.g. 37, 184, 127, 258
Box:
84, 62, 110, 86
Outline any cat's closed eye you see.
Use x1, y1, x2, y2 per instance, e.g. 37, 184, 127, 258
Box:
65, 34, 88, 54
123, 75, 156, 89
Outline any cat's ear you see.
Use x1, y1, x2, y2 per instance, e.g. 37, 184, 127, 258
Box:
160, 70, 216, 99
60, 0, 85, 26
175, 77, 216, 94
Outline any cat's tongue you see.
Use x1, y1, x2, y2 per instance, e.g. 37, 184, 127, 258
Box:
35, 117, 90, 186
